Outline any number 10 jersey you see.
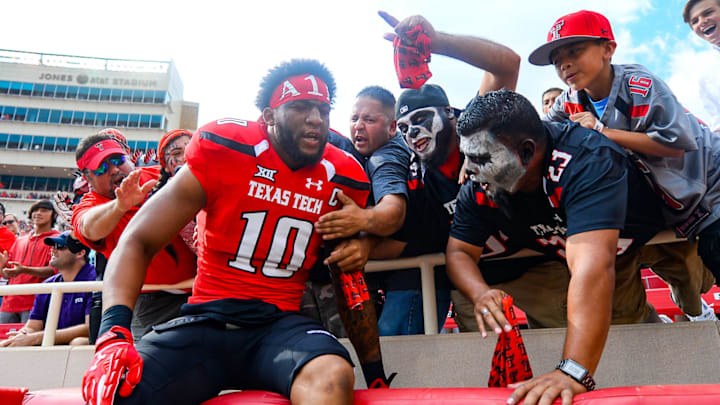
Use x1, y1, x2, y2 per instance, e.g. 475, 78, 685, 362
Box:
185, 118, 370, 312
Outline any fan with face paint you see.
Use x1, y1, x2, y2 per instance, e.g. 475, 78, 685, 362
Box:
395, 84, 457, 168
397, 106, 455, 168
459, 128, 526, 202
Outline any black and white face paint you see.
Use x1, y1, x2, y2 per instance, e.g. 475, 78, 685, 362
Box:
460, 129, 526, 201
397, 106, 453, 167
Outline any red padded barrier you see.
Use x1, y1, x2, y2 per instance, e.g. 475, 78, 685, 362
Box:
15, 385, 720, 404
0, 386, 27, 405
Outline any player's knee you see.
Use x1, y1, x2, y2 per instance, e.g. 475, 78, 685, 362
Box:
294, 355, 354, 394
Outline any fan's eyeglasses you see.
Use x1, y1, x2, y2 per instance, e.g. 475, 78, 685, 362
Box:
91, 155, 126, 176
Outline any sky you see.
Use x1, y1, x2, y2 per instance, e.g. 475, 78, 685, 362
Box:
0, 0, 715, 133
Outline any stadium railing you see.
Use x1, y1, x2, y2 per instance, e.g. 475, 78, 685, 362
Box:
0, 230, 688, 345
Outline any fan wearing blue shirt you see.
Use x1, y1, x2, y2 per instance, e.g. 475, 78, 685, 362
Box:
0, 231, 96, 347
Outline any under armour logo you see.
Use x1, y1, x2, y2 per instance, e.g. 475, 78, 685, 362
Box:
549, 20, 564, 40
306, 178, 323, 191
254, 165, 277, 182
399, 105, 408, 115
94, 143, 105, 151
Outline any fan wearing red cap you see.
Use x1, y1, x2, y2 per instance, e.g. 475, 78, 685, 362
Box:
528, 9, 720, 405
71, 130, 196, 345
535, 9, 719, 315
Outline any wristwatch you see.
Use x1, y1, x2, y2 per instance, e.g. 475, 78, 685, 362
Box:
556, 359, 596, 391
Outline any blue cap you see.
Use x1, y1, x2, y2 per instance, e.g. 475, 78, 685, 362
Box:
44, 231, 90, 255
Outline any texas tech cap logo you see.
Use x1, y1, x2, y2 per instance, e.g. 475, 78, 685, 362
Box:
549, 20, 565, 40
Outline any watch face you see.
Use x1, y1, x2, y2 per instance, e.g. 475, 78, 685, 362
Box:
563, 360, 586, 379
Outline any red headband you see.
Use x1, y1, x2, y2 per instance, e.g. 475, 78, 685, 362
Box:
269, 74, 330, 109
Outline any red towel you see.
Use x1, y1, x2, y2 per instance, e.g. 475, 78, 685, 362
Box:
393, 24, 433, 89
488, 296, 533, 387
339, 271, 370, 310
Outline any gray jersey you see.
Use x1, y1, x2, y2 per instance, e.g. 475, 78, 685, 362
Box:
545, 64, 720, 238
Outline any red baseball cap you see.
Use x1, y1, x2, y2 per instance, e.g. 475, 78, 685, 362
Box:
529, 10, 614, 66
76, 139, 127, 171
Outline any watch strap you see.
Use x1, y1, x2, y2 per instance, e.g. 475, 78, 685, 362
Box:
556, 359, 596, 391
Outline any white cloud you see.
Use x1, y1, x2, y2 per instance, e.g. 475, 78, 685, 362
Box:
666, 47, 718, 122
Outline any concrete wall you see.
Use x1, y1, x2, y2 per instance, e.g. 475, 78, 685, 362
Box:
1, 322, 718, 391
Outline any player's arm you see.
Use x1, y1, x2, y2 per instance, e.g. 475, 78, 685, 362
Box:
82, 167, 205, 404
508, 229, 617, 405
77, 170, 156, 242
446, 236, 511, 338
568, 112, 684, 158
378, 11, 520, 94
101, 166, 205, 314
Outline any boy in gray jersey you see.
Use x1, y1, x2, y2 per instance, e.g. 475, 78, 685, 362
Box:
530, 10, 717, 321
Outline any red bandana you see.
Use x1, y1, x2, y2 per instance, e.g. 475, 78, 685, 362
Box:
339, 271, 370, 310
393, 24, 433, 89
269, 74, 330, 109
488, 296, 533, 387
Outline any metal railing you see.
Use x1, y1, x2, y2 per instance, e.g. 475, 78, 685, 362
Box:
0, 231, 684, 345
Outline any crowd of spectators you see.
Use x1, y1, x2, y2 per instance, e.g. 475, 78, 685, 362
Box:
0, 191, 53, 200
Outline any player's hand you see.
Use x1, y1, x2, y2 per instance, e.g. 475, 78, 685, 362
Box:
114, 170, 156, 212
474, 289, 512, 338
82, 326, 143, 405
569, 112, 601, 132
378, 11, 437, 44
507, 369, 586, 405
324, 238, 372, 272
316, 191, 367, 240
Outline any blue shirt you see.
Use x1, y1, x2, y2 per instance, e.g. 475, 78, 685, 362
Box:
29, 262, 96, 329
590, 96, 609, 118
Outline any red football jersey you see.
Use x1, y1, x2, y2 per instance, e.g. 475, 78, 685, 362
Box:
185, 118, 370, 311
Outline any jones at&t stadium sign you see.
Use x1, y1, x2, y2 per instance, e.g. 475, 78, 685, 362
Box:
37, 72, 159, 88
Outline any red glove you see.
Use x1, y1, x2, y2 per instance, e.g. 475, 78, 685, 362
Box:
82, 326, 143, 405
